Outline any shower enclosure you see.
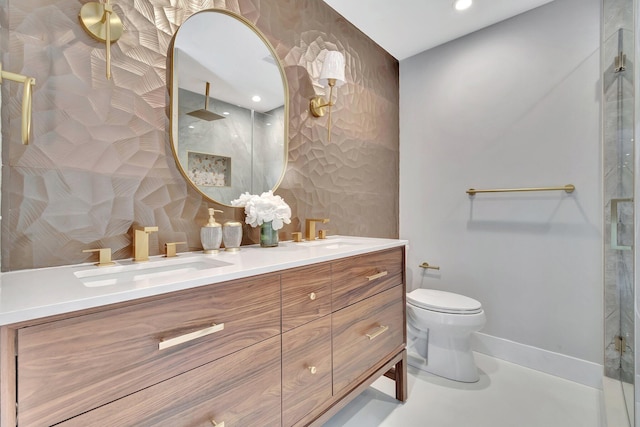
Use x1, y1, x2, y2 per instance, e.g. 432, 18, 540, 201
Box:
603, 0, 636, 424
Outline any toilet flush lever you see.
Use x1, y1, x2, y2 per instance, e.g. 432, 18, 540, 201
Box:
419, 262, 440, 270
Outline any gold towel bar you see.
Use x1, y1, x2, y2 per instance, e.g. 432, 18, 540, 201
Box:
466, 184, 575, 196
0, 63, 36, 145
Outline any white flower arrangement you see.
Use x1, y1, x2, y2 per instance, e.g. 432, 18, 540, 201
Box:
231, 191, 292, 230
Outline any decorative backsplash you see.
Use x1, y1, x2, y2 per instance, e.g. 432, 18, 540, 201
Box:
0, 0, 399, 271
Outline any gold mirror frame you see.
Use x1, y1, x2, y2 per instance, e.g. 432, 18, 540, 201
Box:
168, 9, 289, 207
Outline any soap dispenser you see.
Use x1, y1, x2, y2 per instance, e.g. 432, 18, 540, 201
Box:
201, 208, 223, 254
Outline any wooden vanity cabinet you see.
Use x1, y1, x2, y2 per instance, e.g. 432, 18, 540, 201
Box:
0, 245, 406, 427
58, 335, 282, 427
16, 274, 281, 427
288, 246, 407, 427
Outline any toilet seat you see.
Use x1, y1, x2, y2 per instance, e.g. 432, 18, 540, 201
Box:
407, 289, 483, 315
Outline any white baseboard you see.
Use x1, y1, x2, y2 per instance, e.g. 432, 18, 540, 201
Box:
472, 332, 603, 389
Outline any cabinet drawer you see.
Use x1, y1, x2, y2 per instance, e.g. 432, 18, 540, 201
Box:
282, 263, 332, 331
332, 247, 404, 311
282, 315, 332, 426
332, 285, 405, 395
59, 335, 282, 427
17, 275, 281, 427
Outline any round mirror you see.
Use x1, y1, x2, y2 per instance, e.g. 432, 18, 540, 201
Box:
170, 9, 288, 206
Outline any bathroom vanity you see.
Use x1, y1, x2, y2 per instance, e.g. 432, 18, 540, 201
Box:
0, 236, 407, 426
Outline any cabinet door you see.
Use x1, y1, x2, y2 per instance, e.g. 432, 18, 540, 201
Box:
332, 285, 405, 395
332, 247, 404, 311
58, 336, 282, 427
282, 315, 332, 426
282, 263, 332, 331
17, 275, 281, 427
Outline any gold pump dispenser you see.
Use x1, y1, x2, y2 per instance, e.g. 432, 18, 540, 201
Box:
201, 208, 223, 254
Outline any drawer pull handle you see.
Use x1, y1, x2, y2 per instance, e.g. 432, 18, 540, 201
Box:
366, 271, 388, 281
308, 366, 317, 375
210, 420, 225, 427
309, 292, 317, 301
365, 325, 389, 340
158, 323, 225, 350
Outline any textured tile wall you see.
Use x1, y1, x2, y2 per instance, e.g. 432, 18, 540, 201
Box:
0, 0, 399, 271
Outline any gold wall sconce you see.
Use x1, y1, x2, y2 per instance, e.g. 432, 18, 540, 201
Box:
309, 50, 346, 141
0, 63, 36, 145
79, 0, 124, 80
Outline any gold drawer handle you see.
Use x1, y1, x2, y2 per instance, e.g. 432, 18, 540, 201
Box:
366, 271, 388, 281
309, 292, 317, 301
210, 420, 225, 427
365, 325, 389, 340
158, 323, 225, 351
308, 366, 317, 375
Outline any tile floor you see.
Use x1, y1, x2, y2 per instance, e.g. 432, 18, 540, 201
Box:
323, 352, 604, 427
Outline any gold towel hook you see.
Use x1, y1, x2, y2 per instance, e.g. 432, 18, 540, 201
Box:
79, 0, 124, 80
0, 62, 36, 145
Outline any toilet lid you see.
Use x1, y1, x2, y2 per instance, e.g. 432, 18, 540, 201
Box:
407, 289, 483, 314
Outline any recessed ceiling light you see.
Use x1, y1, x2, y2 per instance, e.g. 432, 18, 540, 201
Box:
252, 95, 261, 102
454, 0, 472, 11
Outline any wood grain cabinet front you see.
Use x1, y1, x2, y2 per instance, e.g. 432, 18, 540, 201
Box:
331, 247, 404, 311
332, 285, 405, 395
16, 274, 281, 427
281, 263, 332, 332
282, 315, 332, 426
58, 335, 282, 427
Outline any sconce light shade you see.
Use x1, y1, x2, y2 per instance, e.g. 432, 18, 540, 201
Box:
318, 51, 346, 87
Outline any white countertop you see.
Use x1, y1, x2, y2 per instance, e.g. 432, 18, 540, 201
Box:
0, 235, 407, 325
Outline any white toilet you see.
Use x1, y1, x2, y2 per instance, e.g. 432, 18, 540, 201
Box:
406, 288, 486, 382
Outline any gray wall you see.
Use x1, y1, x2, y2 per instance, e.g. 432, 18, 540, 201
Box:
400, 0, 602, 366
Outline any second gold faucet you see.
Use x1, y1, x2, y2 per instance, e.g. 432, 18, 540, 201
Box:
133, 225, 158, 262
305, 218, 330, 241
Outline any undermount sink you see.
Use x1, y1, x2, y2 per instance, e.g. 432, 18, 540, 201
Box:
295, 237, 365, 249
74, 256, 232, 287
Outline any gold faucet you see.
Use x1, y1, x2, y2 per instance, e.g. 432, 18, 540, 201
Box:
305, 218, 330, 241
133, 225, 159, 262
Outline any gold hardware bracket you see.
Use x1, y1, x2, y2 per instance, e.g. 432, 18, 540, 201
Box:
419, 262, 440, 270
308, 366, 317, 375
82, 248, 116, 267
309, 292, 317, 301
0, 62, 36, 145
466, 184, 575, 196
366, 271, 388, 281
365, 325, 389, 340
309, 79, 336, 117
165, 241, 187, 258
310, 78, 337, 141
79, 0, 124, 80
615, 335, 627, 353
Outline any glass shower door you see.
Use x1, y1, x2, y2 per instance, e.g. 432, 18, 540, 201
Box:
603, 6, 635, 424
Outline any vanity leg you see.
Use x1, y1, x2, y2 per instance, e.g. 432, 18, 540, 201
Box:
395, 349, 408, 402
383, 349, 408, 402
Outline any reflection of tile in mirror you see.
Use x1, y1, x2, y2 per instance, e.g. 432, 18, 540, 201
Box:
187, 151, 231, 187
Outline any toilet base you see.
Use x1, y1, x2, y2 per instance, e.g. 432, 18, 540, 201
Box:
407, 332, 480, 383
